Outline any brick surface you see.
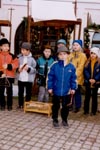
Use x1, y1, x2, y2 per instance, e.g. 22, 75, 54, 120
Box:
0, 104, 100, 150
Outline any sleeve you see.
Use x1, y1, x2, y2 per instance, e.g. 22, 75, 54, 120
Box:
27, 58, 36, 74
70, 66, 78, 90
47, 64, 55, 90
7, 54, 19, 70
76, 54, 87, 78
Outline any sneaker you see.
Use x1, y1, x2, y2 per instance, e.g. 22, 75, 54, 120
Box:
7, 106, 12, 111
53, 120, 59, 128
16, 106, 23, 110
62, 120, 69, 127
0, 106, 5, 111
74, 108, 80, 113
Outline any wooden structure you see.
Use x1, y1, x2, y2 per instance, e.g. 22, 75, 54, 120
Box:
24, 101, 52, 117
0, 20, 11, 41
14, 17, 82, 56
0, 20, 11, 26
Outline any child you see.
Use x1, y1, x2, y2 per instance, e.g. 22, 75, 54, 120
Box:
47, 46, 77, 127
68, 40, 87, 112
57, 39, 67, 48
84, 47, 100, 115
36, 45, 54, 102
17, 42, 36, 109
0, 38, 18, 110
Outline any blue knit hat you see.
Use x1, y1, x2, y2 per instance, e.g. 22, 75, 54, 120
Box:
73, 40, 82, 47
57, 39, 67, 46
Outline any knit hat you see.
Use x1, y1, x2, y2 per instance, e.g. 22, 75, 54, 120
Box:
57, 39, 67, 46
21, 42, 32, 51
90, 47, 100, 57
57, 45, 69, 53
0, 38, 10, 46
73, 39, 82, 47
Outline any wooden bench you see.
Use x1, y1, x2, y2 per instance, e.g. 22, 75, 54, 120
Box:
24, 101, 52, 117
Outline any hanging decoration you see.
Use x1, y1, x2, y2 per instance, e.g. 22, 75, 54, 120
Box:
84, 28, 90, 48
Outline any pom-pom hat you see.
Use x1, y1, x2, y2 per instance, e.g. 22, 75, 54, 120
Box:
73, 39, 82, 47
90, 47, 100, 57
57, 39, 67, 46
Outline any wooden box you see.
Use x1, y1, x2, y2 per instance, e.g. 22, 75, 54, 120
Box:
24, 101, 52, 117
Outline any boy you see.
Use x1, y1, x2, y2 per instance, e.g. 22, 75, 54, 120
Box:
0, 38, 18, 110
36, 45, 54, 102
17, 42, 36, 109
47, 46, 77, 127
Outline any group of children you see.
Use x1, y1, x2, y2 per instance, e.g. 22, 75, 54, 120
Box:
0, 37, 100, 128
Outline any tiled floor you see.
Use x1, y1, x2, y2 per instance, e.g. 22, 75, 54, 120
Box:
0, 107, 100, 150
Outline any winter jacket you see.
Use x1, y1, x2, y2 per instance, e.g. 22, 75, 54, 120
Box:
0, 51, 18, 78
37, 56, 54, 76
17, 53, 36, 83
47, 60, 77, 96
84, 60, 100, 87
36, 55, 54, 86
68, 51, 87, 85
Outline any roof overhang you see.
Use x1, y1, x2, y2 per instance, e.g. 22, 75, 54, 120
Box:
32, 19, 82, 27
0, 20, 11, 26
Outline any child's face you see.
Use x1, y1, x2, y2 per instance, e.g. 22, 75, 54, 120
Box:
43, 49, 51, 58
72, 43, 81, 51
57, 43, 65, 48
90, 52, 97, 59
1, 44, 9, 52
21, 48, 30, 56
58, 51, 68, 61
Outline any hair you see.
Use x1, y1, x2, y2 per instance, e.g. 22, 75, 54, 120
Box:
85, 57, 100, 67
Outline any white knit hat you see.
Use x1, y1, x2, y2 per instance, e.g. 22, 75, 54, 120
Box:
90, 47, 100, 57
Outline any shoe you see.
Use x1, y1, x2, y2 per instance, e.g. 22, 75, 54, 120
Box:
7, 106, 12, 111
84, 112, 89, 115
53, 119, 59, 128
0, 106, 5, 111
74, 108, 80, 113
90, 112, 96, 116
16, 106, 23, 110
62, 120, 69, 127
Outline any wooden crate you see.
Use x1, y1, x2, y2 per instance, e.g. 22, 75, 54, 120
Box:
24, 101, 52, 117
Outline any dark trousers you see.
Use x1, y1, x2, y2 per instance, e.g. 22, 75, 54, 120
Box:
84, 86, 98, 114
18, 81, 32, 107
74, 85, 82, 109
52, 95, 71, 122
0, 78, 13, 108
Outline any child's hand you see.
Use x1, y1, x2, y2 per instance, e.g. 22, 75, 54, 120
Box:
23, 65, 28, 71
3, 64, 7, 69
48, 89, 53, 95
89, 79, 96, 85
1, 74, 6, 78
18, 68, 22, 72
70, 90, 75, 95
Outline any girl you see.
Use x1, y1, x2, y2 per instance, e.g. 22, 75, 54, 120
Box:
84, 47, 100, 115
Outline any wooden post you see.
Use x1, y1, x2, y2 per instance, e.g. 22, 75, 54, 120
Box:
9, 8, 14, 43
27, 0, 31, 42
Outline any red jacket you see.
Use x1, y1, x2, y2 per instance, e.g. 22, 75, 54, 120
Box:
0, 51, 18, 78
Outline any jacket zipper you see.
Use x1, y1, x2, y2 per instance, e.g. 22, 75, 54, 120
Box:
61, 67, 64, 96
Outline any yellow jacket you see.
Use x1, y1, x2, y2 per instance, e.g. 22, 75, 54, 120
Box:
68, 51, 87, 85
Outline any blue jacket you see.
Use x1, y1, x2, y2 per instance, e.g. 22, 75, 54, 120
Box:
84, 61, 100, 86
47, 60, 77, 96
